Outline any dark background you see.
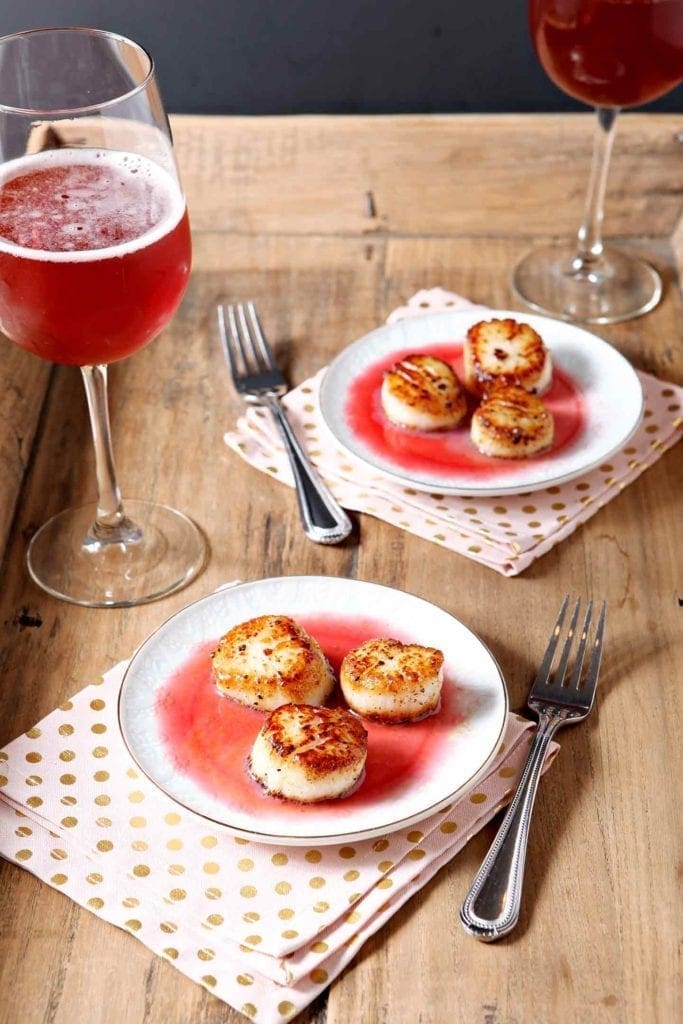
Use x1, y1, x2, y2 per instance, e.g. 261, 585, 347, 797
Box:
0, 0, 681, 115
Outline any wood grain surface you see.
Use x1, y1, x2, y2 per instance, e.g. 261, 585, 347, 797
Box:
0, 114, 681, 1024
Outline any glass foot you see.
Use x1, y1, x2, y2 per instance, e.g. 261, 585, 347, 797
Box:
512, 244, 662, 325
27, 499, 208, 607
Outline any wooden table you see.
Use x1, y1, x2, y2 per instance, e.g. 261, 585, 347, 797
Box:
1, 114, 681, 1024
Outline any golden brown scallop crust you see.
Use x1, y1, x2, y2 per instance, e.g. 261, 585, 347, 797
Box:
381, 353, 467, 429
340, 638, 444, 723
211, 614, 334, 711
470, 383, 554, 458
256, 703, 368, 779
464, 318, 551, 397
248, 703, 368, 802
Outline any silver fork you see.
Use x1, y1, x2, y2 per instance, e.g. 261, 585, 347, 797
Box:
217, 302, 353, 544
460, 596, 606, 941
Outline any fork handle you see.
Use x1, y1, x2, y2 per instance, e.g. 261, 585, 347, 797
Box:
459, 708, 561, 941
264, 396, 353, 544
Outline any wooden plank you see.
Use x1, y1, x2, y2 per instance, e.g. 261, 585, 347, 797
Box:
0, 348, 50, 578
172, 113, 683, 240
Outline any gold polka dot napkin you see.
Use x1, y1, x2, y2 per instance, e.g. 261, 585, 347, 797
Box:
224, 288, 682, 575
0, 655, 557, 1023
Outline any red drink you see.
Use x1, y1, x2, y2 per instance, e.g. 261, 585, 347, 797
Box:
530, 0, 683, 108
0, 150, 191, 365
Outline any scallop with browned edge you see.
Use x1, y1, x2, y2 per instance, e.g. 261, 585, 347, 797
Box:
211, 614, 334, 712
249, 703, 368, 802
340, 638, 444, 723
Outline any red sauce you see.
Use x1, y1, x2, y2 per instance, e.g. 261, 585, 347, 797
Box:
155, 614, 463, 819
344, 342, 586, 479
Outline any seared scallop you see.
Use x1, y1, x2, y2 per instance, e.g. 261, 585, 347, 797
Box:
249, 703, 368, 802
381, 353, 467, 431
340, 638, 444, 724
211, 615, 334, 712
470, 383, 554, 458
463, 318, 552, 397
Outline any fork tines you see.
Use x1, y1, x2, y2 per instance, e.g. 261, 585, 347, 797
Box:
529, 597, 606, 712
218, 301, 276, 376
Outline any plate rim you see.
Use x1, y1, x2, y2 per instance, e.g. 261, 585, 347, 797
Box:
118, 575, 510, 845
318, 307, 644, 497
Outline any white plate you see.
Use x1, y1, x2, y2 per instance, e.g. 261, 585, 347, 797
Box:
118, 576, 508, 845
318, 309, 643, 496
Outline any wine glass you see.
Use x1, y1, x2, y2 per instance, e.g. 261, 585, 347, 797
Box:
513, 0, 683, 324
0, 27, 207, 606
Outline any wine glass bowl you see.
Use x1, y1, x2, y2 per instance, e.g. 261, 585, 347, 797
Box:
531, 0, 683, 109
513, 0, 683, 324
0, 28, 207, 606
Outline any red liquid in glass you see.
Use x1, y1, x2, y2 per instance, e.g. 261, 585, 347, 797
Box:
530, 0, 683, 108
155, 614, 463, 820
344, 343, 586, 480
0, 151, 191, 365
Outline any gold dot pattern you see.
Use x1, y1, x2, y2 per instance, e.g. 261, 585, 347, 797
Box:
0, 646, 564, 1019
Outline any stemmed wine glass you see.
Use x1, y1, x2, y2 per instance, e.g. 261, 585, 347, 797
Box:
513, 0, 683, 324
0, 27, 207, 606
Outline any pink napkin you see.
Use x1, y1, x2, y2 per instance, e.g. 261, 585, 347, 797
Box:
224, 288, 682, 575
0, 626, 558, 1023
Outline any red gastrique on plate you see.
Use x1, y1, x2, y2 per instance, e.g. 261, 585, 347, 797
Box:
208, 615, 447, 803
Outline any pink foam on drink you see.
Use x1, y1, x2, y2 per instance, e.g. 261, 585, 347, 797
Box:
0, 160, 172, 253
0, 149, 185, 262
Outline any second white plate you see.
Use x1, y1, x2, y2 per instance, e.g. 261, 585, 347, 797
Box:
118, 576, 508, 845
319, 309, 643, 496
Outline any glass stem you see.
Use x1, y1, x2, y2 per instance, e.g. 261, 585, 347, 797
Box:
574, 106, 619, 267
80, 364, 126, 531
